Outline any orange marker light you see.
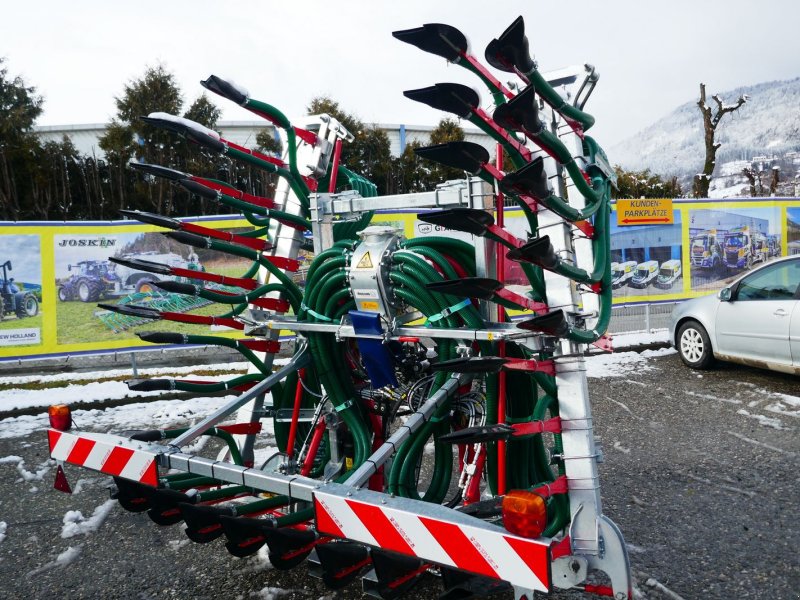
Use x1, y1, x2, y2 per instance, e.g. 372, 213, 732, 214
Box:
48, 404, 72, 431
502, 489, 547, 539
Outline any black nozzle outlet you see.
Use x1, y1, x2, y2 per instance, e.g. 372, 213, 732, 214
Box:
151, 280, 197, 296
119, 209, 180, 230
517, 309, 570, 337
414, 141, 489, 175
418, 207, 494, 236
141, 115, 226, 154
506, 236, 559, 269
97, 303, 161, 319
178, 178, 220, 200
200, 74, 248, 105
403, 83, 480, 119
492, 84, 543, 135
485, 16, 535, 74
499, 156, 550, 200
392, 23, 467, 62
164, 230, 211, 249
137, 331, 188, 345
109, 256, 173, 276
426, 277, 502, 300
127, 378, 174, 392
128, 162, 188, 181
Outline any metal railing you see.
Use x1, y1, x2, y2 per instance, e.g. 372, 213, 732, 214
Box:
607, 301, 681, 335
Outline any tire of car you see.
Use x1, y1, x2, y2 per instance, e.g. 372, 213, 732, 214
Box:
677, 320, 715, 369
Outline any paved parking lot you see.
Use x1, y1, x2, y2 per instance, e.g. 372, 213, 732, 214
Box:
0, 349, 797, 599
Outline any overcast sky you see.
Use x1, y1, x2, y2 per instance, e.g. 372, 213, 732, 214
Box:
4, 0, 798, 148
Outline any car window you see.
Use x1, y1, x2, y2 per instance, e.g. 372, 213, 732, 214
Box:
736, 260, 800, 301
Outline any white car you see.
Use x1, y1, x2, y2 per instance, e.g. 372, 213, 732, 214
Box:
669, 256, 800, 374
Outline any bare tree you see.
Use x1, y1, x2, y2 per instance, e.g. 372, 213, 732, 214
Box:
693, 83, 747, 198
741, 166, 761, 197
769, 166, 780, 196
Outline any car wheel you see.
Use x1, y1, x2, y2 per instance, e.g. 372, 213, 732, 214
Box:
135, 278, 156, 294
677, 320, 714, 369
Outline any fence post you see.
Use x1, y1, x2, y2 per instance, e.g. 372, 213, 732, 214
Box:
645, 304, 651, 333
130, 352, 138, 378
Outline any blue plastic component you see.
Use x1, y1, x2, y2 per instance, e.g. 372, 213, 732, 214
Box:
349, 310, 398, 389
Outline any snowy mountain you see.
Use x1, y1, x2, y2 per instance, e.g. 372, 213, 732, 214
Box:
609, 78, 800, 186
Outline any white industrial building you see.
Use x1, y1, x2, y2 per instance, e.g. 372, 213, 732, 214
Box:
34, 121, 495, 159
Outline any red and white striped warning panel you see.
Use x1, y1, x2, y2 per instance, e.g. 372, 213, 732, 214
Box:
314, 485, 551, 592
48, 429, 159, 487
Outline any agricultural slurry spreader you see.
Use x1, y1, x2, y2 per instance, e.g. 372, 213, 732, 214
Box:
47, 17, 631, 599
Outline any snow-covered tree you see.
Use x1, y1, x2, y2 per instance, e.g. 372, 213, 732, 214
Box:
693, 83, 747, 198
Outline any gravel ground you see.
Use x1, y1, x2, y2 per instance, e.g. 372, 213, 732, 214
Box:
0, 351, 797, 599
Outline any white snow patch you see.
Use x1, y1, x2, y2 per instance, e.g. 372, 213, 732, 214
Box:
25, 545, 83, 577
0, 362, 250, 387
613, 441, 631, 454
0, 455, 23, 463
736, 409, 785, 430
250, 587, 297, 599
61, 499, 116, 538
586, 351, 649, 378
0, 394, 233, 440
611, 329, 669, 348
148, 112, 221, 139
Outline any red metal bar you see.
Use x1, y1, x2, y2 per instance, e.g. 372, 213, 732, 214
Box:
494, 288, 548, 313
180, 222, 272, 252
300, 419, 327, 476
461, 54, 515, 100
238, 339, 281, 354
193, 177, 277, 209
511, 417, 562, 436
531, 475, 568, 498
502, 358, 557, 376
285, 369, 305, 460
328, 138, 343, 193
159, 311, 243, 330
167, 267, 259, 291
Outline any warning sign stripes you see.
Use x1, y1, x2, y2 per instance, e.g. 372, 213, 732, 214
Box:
48, 429, 159, 486
314, 492, 550, 591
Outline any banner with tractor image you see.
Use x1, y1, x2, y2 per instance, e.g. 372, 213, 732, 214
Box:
0, 215, 259, 361
1, 198, 799, 361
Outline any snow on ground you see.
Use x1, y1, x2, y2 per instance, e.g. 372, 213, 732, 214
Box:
0, 348, 682, 441
0, 362, 251, 387
585, 347, 676, 379
0, 395, 231, 440
25, 545, 82, 578
61, 499, 117, 538
611, 329, 670, 348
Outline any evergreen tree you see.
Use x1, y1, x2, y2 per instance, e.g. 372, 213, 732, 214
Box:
99, 65, 224, 217
0, 57, 43, 220
614, 166, 682, 199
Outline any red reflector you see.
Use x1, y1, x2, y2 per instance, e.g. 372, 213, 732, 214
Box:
502, 489, 547, 539
48, 405, 72, 431
53, 464, 72, 494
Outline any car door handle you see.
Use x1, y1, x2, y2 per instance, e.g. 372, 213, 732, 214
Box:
773, 308, 788, 317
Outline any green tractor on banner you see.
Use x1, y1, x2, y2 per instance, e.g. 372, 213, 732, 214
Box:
47, 16, 634, 600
